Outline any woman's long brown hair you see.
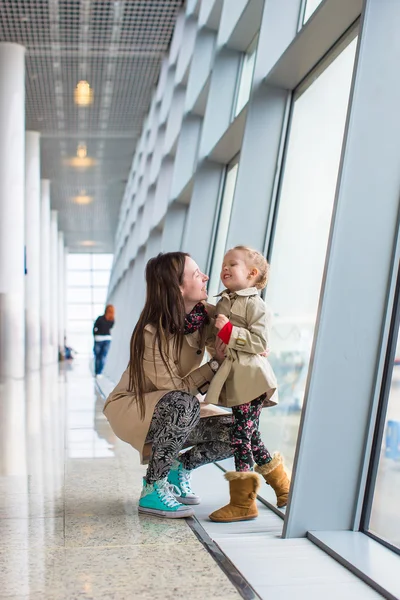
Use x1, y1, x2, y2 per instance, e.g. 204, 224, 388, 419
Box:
128, 252, 189, 419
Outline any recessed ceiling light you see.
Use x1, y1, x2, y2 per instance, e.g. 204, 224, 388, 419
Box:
65, 144, 97, 168
66, 156, 97, 168
81, 240, 96, 247
73, 192, 93, 205
76, 143, 87, 159
74, 80, 93, 106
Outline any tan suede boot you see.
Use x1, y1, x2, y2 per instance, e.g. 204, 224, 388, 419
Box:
209, 472, 261, 523
255, 452, 290, 508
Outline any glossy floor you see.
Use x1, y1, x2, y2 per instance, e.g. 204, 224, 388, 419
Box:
0, 358, 385, 600
0, 360, 239, 599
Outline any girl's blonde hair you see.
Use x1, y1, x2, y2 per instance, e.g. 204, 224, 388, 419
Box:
231, 245, 270, 290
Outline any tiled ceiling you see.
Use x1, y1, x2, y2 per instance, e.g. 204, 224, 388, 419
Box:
0, 0, 182, 252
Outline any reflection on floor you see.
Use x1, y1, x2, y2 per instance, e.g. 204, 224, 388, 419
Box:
0, 358, 385, 599
0, 360, 239, 599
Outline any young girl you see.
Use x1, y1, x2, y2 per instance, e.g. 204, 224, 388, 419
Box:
206, 246, 290, 522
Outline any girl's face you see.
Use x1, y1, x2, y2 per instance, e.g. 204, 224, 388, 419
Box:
180, 257, 209, 306
220, 250, 256, 292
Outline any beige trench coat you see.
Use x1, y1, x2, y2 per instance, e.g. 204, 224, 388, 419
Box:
103, 304, 225, 464
206, 287, 278, 408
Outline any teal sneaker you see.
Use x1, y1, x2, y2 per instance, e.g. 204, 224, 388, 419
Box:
167, 460, 201, 505
138, 477, 195, 518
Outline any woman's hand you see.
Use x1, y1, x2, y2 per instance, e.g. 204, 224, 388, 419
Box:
215, 314, 229, 331
214, 338, 227, 364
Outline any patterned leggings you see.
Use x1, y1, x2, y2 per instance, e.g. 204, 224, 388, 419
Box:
231, 396, 272, 471
145, 390, 233, 484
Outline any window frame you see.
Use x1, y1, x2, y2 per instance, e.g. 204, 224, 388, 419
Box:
206, 153, 240, 296
360, 259, 400, 556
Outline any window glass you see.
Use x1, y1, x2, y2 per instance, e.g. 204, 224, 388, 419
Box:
93, 304, 106, 319
67, 254, 92, 270
303, 0, 324, 23
67, 271, 92, 287
67, 304, 94, 320
65, 253, 113, 353
258, 39, 357, 476
208, 161, 239, 299
368, 318, 400, 550
92, 254, 114, 270
234, 35, 258, 118
92, 287, 108, 304
92, 271, 110, 287
67, 288, 92, 304
68, 320, 93, 334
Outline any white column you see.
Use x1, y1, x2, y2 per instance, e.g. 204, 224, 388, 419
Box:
50, 211, 59, 362
0, 43, 26, 378
25, 131, 41, 371
64, 246, 69, 350
40, 180, 52, 365
57, 231, 65, 358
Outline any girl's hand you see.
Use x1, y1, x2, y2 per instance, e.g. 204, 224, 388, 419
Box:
215, 314, 229, 331
214, 338, 227, 364
260, 348, 270, 357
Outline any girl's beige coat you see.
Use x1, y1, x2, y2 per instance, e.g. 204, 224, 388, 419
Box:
206, 288, 278, 408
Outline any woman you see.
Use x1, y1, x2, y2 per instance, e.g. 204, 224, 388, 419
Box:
93, 304, 115, 377
103, 252, 233, 518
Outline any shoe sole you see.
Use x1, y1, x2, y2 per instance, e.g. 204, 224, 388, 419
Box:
209, 515, 258, 523
138, 506, 195, 518
174, 495, 201, 506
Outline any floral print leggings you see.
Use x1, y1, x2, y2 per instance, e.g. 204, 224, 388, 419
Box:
231, 396, 272, 471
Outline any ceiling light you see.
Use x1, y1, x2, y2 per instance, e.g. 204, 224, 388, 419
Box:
76, 143, 87, 159
65, 144, 96, 168
65, 156, 97, 168
73, 191, 93, 205
74, 80, 93, 106
81, 240, 96, 247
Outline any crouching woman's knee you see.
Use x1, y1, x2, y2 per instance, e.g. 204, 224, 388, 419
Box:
161, 390, 200, 429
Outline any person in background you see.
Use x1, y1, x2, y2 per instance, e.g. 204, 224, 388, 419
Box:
93, 304, 115, 377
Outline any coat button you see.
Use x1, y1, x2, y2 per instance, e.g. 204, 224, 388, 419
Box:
196, 350, 202, 355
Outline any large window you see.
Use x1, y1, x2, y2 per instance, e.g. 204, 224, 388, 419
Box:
233, 35, 258, 118
207, 158, 239, 299
67, 253, 113, 354
303, 0, 324, 24
365, 268, 400, 552
258, 37, 357, 473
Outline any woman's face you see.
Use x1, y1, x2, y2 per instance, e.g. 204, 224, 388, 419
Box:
180, 257, 209, 305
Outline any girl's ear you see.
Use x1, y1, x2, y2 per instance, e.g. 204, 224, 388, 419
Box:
248, 268, 259, 279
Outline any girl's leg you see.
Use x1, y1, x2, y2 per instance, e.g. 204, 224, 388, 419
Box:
250, 397, 291, 508
145, 391, 200, 484
231, 403, 257, 471
179, 415, 233, 470
248, 397, 272, 467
